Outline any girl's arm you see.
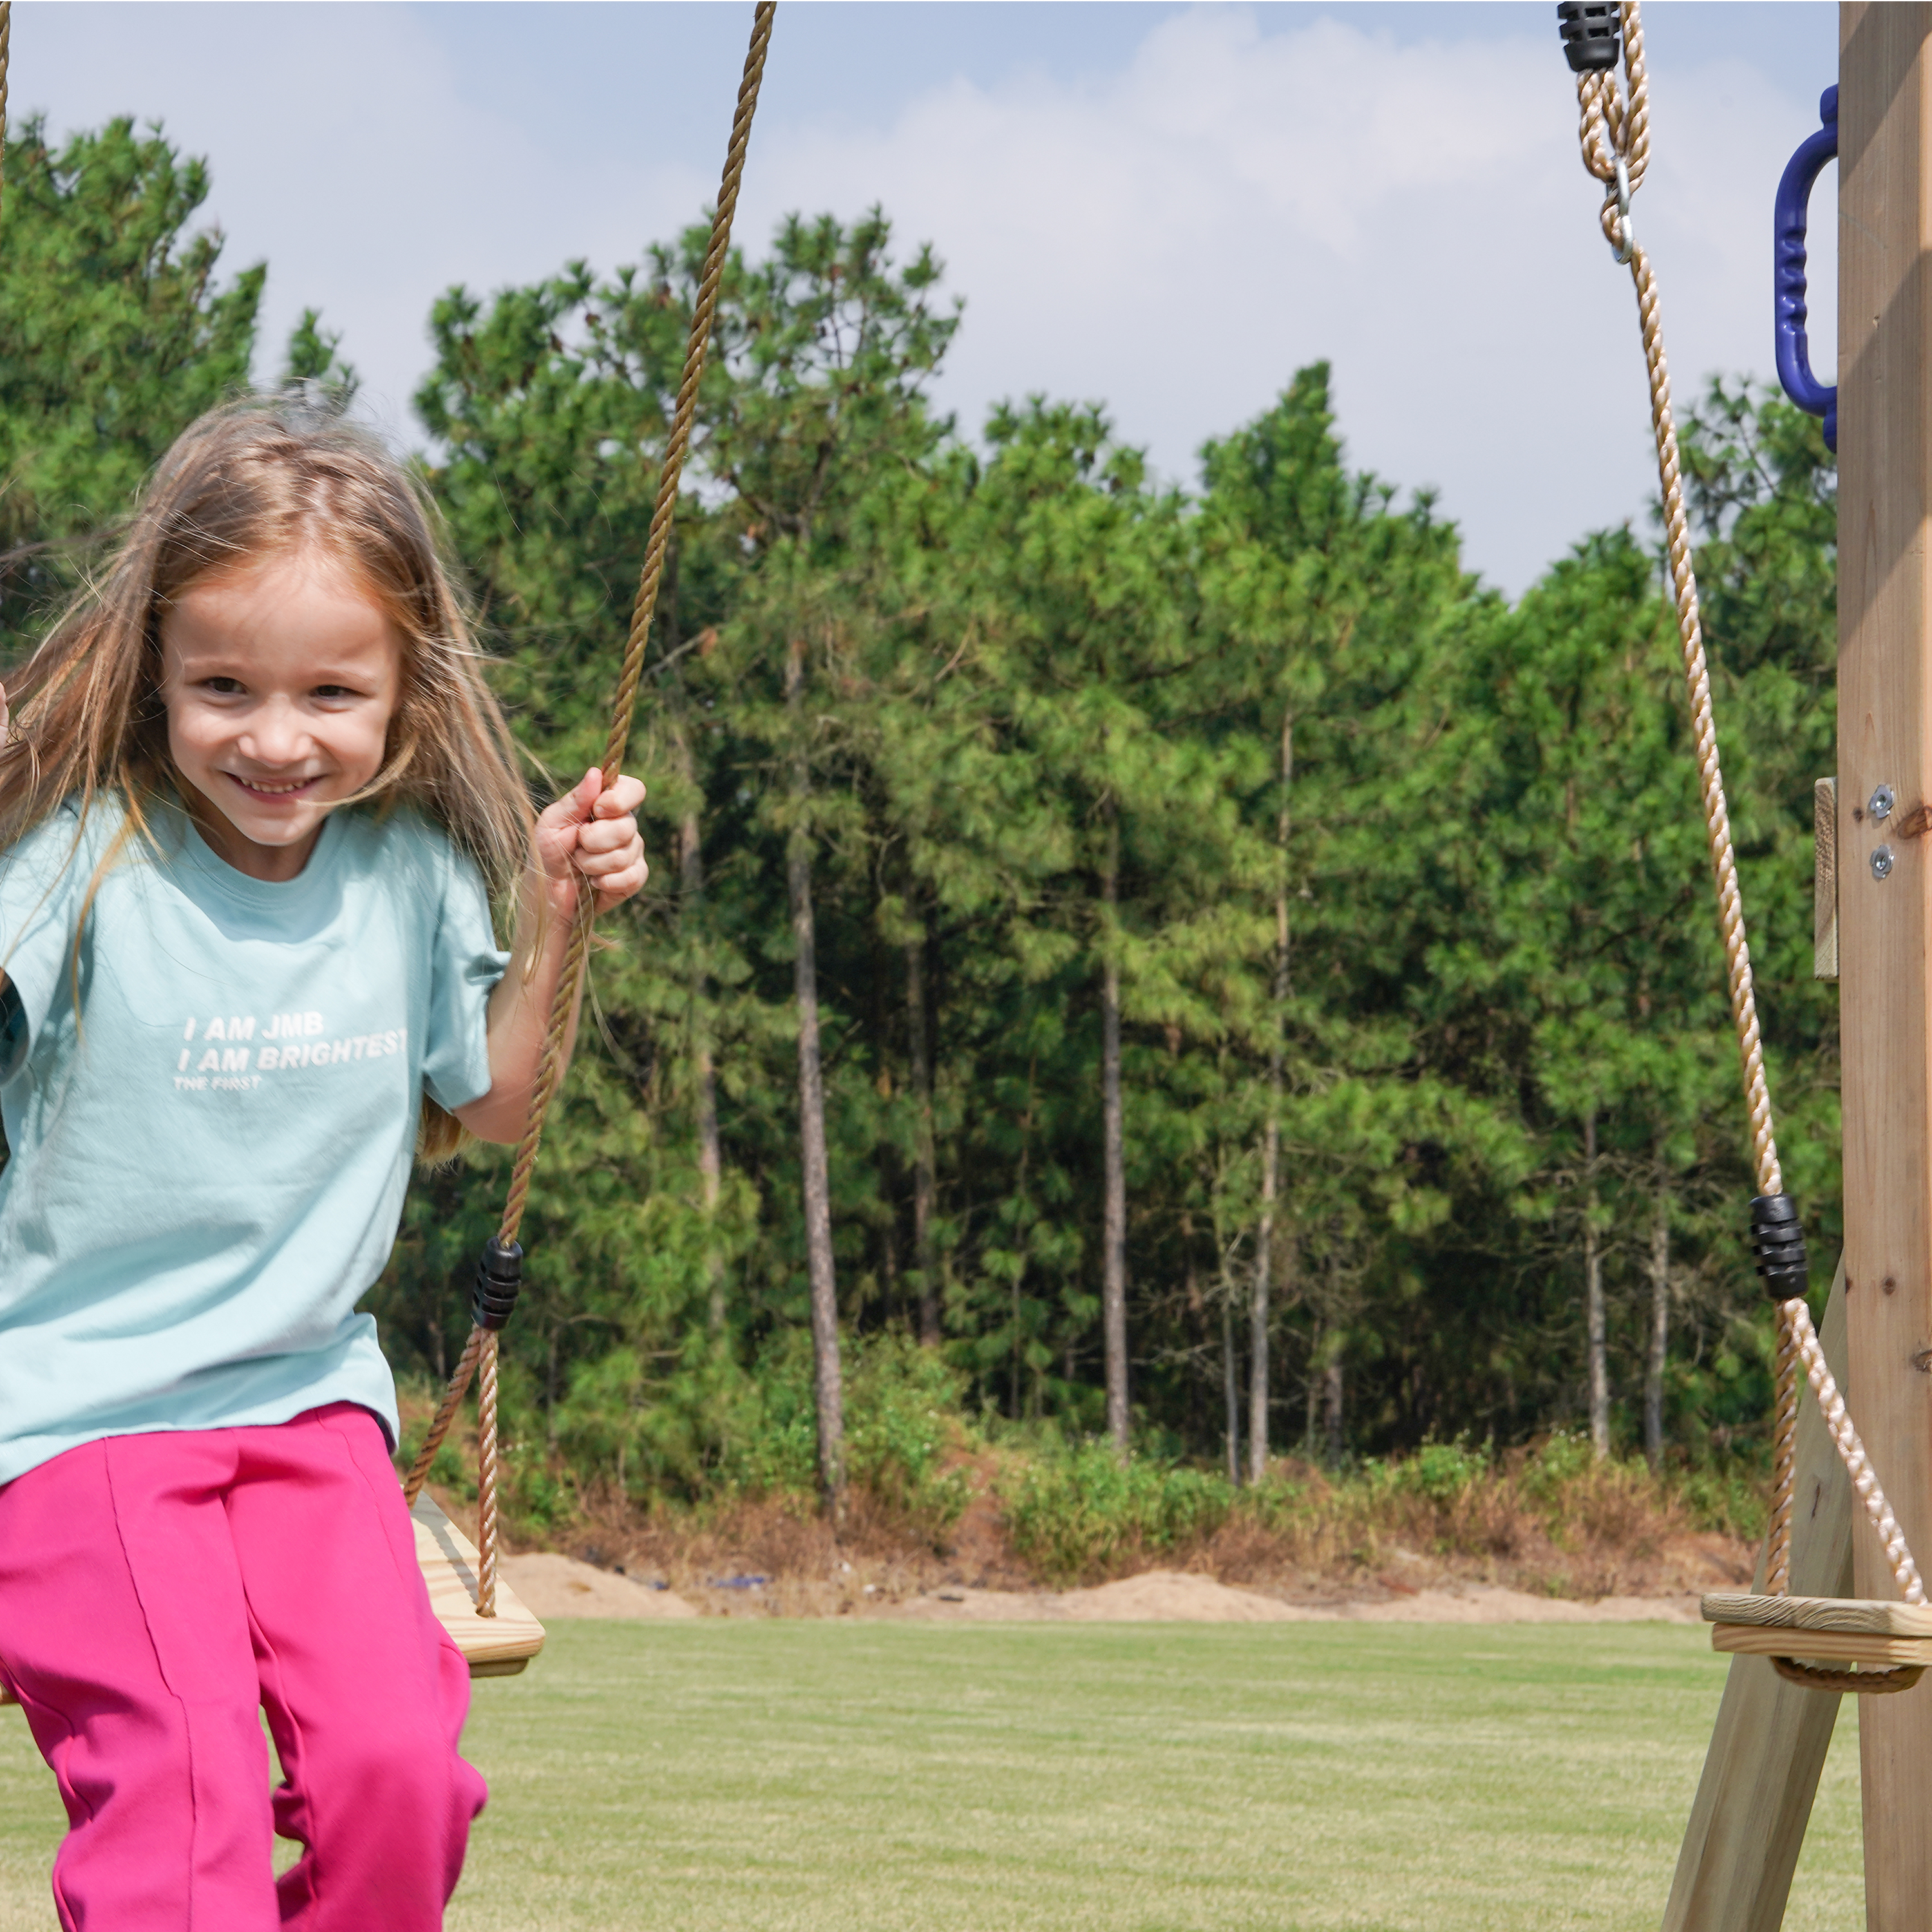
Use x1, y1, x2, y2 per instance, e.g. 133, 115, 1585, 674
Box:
453, 768, 647, 1145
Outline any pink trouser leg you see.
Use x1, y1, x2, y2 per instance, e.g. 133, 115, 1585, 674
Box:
233, 1405, 485, 1929
0, 1430, 281, 1928
0, 1409, 486, 1931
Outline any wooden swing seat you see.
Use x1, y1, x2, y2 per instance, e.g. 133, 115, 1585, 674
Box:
1, 1491, 544, 1710
1702, 1591, 1932, 1669
412, 1493, 546, 1678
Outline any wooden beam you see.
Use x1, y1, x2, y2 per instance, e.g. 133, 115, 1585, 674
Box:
1838, 8, 1932, 1922
1662, 1267, 1852, 1932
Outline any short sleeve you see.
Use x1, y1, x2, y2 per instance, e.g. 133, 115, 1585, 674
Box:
0, 804, 105, 1081
421, 840, 510, 1113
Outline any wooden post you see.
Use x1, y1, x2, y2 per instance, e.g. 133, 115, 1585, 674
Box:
1838, 8, 1932, 1922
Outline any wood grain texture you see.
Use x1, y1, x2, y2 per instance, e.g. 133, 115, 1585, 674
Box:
1663, 1264, 1854, 1932
412, 1492, 546, 1673
1712, 1625, 1932, 1667
1838, 9, 1932, 1920
1701, 1593, 1932, 1638
1817, 777, 1839, 980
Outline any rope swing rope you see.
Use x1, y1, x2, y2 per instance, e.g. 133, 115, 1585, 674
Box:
0, 2, 12, 219
403, 0, 779, 1619
1560, 0, 1925, 1693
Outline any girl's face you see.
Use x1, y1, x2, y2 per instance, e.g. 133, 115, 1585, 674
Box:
160, 547, 402, 882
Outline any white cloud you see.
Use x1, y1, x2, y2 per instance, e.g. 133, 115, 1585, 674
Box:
15, 5, 1833, 594
14, 4, 715, 426
738, 8, 1833, 591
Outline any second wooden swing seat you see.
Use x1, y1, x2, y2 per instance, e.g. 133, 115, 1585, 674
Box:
1703, 1595, 1932, 1674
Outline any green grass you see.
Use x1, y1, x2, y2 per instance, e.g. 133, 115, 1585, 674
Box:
0, 1624, 1866, 1929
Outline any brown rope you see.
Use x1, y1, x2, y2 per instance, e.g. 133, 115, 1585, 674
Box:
1771, 1656, 1924, 1696
1, 2, 12, 218
402, 1325, 482, 1503
402, 1, 777, 1616
1763, 1302, 1800, 1597
1575, 4, 1925, 1665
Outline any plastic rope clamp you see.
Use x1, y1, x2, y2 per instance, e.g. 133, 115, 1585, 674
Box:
1749, 1194, 1811, 1303
1557, 2, 1620, 73
1774, 86, 1839, 451
471, 1236, 524, 1332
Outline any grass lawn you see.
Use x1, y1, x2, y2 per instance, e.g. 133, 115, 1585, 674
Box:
0, 1622, 1867, 1930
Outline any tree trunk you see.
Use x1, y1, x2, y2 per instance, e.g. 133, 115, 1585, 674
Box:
786, 635, 845, 1522
1250, 707, 1292, 1484
1221, 1287, 1241, 1486
544, 1322, 560, 1448
1100, 798, 1129, 1454
905, 934, 941, 1345
1323, 1352, 1344, 1466
1645, 1148, 1669, 1470
675, 728, 726, 1338
1584, 1111, 1609, 1461
1304, 1320, 1322, 1455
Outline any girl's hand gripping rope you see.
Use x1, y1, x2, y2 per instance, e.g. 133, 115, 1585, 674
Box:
535, 766, 649, 918
454, 767, 647, 1144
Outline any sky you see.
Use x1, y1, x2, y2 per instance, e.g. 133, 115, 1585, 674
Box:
17, 2, 1839, 595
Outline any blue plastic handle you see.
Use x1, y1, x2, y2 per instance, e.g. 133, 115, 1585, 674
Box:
1775, 85, 1838, 450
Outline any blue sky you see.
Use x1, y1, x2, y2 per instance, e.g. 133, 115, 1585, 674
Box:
21, 3, 1839, 592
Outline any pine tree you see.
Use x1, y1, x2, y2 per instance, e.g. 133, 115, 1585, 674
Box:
0, 118, 261, 658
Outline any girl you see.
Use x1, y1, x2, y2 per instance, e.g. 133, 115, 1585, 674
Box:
0, 397, 647, 1928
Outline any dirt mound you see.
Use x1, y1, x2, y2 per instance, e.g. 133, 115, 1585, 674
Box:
1059, 1571, 1304, 1621
1335, 1585, 1700, 1625
500, 1552, 698, 1620
874, 1573, 1700, 1624
879, 1571, 1298, 1622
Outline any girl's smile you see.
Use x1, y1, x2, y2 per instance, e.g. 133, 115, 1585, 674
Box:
160, 548, 402, 882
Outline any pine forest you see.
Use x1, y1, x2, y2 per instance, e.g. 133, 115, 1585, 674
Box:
0, 121, 1845, 1569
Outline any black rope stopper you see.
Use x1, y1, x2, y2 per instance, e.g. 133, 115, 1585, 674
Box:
471, 1236, 524, 1332
1749, 1194, 1810, 1302
1557, 1, 1620, 73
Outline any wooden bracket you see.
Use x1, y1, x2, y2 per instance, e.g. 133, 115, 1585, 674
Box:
1816, 777, 1838, 981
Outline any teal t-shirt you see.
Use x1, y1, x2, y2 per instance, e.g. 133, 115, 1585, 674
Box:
0, 797, 509, 1485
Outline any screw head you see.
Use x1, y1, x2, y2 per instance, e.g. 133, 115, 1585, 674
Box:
1873, 844, 1897, 880
1871, 784, 1897, 820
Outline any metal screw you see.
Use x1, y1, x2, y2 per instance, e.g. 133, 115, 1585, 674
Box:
1873, 844, 1896, 880
1871, 784, 1897, 820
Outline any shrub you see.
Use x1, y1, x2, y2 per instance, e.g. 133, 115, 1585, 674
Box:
1000, 1442, 1233, 1586
715, 1331, 972, 1546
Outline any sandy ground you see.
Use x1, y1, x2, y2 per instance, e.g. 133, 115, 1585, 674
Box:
500, 1552, 698, 1620
871, 1571, 1702, 1625
503, 1553, 1701, 1625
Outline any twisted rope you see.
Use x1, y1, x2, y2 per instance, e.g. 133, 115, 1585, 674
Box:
1790, 1304, 1925, 1602
1763, 1303, 1801, 1596
1, 2, 12, 218
1576, 4, 1924, 1691
402, 1, 777, 1617
1772, 1656, 1924, 1694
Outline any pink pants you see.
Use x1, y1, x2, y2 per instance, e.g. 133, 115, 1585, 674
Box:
0, 1404, 486, 1930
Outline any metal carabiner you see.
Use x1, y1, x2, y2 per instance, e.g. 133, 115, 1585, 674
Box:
1612, 153, 1635, 264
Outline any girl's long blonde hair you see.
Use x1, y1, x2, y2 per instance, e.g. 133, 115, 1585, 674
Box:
0, 393, 534, 1159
